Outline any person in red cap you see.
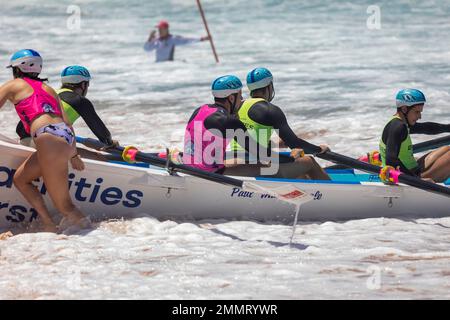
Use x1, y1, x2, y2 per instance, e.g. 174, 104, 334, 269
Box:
144, 20, 210, 62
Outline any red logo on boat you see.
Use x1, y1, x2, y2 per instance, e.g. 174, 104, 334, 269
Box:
281, 190, 304, 199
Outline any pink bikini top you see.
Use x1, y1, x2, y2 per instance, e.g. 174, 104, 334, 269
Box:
14, 77, 62, 134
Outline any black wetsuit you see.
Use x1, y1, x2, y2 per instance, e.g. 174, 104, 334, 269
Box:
236, 100, 322, 154
381, 118, 450, 175
188, 104, 293, 163
16, 90, 113, 145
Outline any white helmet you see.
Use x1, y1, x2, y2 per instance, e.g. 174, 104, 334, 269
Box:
7, 49, 43, 74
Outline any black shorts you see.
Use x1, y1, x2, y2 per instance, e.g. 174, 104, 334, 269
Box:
416, 152, 432, 175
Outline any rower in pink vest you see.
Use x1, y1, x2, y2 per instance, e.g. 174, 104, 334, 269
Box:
183, 75, 244, 173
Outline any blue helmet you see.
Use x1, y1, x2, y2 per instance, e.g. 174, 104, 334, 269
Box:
247, 67, 273, 92
7, 49, 43, 74
396, 89, 426, 108
61, 65, 91, 84
211, 75, 243, 98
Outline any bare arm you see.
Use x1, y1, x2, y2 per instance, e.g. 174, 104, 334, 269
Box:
0, 81, 14, 109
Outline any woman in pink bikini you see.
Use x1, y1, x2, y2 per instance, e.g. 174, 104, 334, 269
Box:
0, 49, 89, 232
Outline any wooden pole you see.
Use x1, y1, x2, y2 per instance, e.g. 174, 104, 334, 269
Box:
196, 0, 219, 63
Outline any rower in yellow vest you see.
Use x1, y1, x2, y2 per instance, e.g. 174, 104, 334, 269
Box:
57, 87, 82, 126
225, 68, 331, 180
379, 89, 450, 182
16, 65, 118, 154
231, 97, 272, 149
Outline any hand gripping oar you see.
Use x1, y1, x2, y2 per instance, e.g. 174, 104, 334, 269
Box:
316, 150, 450, 198
75, 137, 313, 209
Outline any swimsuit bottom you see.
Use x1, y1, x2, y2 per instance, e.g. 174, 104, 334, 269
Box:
33, 122, 74, 145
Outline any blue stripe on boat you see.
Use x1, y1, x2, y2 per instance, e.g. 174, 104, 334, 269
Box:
109, 161, 150, 168
325, 169, 355, 174
255, 176, 361, 184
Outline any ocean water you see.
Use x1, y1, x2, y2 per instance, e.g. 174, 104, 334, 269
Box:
1, 0, 450, 299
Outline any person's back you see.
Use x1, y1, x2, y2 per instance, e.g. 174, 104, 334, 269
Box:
184, 103, 231, 173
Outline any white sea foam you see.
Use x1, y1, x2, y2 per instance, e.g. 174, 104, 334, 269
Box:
1, 0, 450, 299
1, 217, 450, 299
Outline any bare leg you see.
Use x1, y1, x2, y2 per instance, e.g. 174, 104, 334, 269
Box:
223, 156, 330, 180
35, 135, 88, 227
274, 156, 330, 180
274, 160, 312, 179
421, 146, 450, 183
13, 152, 57, 232
292, 156, 330, 180
422, 146, 450, 170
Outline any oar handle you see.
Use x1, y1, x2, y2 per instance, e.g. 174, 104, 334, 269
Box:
135, 150, 243, 187
76, 136, 103, 149
76, 137, 244, 188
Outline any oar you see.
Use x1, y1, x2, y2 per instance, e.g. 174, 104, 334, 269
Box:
413, 134, 450, 153
316, 150, 450, 198
75, 136, 313, 208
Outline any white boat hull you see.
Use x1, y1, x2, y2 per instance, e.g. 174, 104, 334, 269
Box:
0, 138, 449, 229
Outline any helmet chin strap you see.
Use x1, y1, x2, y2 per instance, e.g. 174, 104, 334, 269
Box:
82, 82, 89, 97
229, 93, 239, 114
267, 83, 275, 102
270, 86, 275, 102
401, 107, 412, 127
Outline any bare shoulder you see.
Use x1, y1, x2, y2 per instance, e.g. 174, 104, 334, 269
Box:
1, 78, 21, 89
41, 81, 55, 92
42, 82, 59, 99
0, 78, 28, 95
